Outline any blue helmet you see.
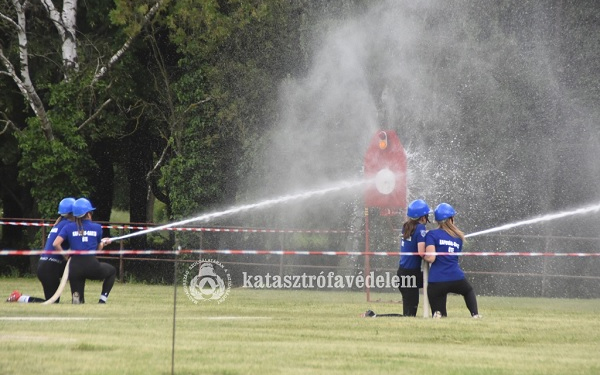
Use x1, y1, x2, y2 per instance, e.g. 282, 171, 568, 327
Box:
73, 198, 96, 218
406, 199, 432, 220
57, 197, 76, 215
434, 203, 456, 222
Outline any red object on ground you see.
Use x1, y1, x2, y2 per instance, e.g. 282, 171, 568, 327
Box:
6, 290, 21, 302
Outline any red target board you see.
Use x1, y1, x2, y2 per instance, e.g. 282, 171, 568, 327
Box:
363, 130, 407, 211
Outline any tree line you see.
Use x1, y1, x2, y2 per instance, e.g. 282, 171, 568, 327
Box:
2, 1, 599, 285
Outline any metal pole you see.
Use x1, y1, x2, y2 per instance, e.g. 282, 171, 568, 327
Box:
422, 259, 430, 318
199, 231, 203, 262
171, 246, 180, 375
365, 207, 370, 302
119, 228, 124, 283
41, 220, 47, 242
279, 233, 285, 279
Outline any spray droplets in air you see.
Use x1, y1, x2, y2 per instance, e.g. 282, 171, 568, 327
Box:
466, 202, 600, 238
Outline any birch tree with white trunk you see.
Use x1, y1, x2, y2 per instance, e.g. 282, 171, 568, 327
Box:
0, 0, 164, 141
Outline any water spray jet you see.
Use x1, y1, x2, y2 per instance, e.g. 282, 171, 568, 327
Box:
466, 202, 600, 238
107, 179, 371, 243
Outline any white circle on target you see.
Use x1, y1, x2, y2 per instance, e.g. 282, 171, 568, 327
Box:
374, 168, 396, 195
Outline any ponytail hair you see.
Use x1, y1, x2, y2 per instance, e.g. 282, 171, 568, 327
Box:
76, 217, 84, 236
402, 218, 420, 240
53, 216, 63, 226
75, 212, 89, 236
439, 218, 465, 242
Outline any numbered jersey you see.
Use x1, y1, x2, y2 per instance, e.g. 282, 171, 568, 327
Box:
57, 220, 102, 252
425, 228, 464, 282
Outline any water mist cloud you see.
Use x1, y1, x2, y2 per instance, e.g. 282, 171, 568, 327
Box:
256, 1, 600, 234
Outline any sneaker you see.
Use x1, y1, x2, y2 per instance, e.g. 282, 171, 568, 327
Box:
361, 310, 376, 318
6, 290, 21, 302
433, 311, 442, 319
472, 314, 483, 319
72, 292, 80, 304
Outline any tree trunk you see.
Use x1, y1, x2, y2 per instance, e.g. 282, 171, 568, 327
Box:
0, 160, 35, 274
126, 122, 153, 249
61, 0, 79, 75
89, 140, 115, 237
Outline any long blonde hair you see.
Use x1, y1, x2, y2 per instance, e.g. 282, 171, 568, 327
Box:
439, 218, 465, 241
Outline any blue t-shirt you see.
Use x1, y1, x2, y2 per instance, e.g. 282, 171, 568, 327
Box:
425, 228, 465, 282
57, 220, 103, 253
41, 218, 71, 262
399, 223, 427, 269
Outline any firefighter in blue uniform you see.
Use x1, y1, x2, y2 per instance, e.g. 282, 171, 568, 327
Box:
54, 198, 116, 304
6, 198, 75, 303
424, 203, 480, 318
397, 199, 431, 316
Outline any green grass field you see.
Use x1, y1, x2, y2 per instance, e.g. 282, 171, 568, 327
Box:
1, 277, 599, 375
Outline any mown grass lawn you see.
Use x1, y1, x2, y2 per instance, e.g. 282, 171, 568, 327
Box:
1, 277, 599, 375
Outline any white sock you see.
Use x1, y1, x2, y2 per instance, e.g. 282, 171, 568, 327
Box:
99, 295, 107, 302
18, 295, 30, 303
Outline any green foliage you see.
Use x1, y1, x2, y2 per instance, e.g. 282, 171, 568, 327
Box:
16, 114, 93, 218
162, 131, 225, 218
0, 265, 21, 278
166, 0, 269, 57
153, 199, 168, 222
5, 0, 600, 255
3, 1, 121, 219
110, 0, 161, 37
109, 209, 130, 224
160, 1, 321, 228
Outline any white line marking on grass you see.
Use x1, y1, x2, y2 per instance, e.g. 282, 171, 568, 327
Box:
181, 316, 272, 320
0, 317, 97, 321
0, 316, 272, 322
207, 316, 272, 320
0, 334, 77, 343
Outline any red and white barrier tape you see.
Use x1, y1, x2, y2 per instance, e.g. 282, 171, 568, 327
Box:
1, 249, 600, 257
101, 226, 351, 234
0, 220, 51, 227
0, 220, 351, 234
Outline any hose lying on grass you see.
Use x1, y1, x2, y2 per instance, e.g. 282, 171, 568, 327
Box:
42, 258, 70, 305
